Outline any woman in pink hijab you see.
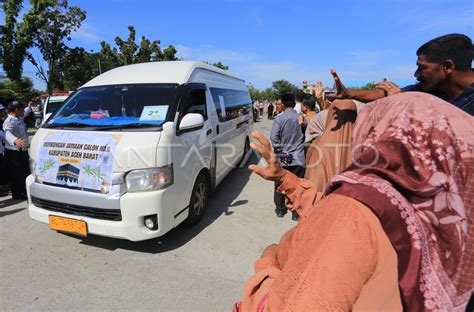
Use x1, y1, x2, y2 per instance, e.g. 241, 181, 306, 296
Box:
236, 92, 473, 311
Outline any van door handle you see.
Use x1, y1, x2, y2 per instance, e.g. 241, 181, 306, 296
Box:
206, 129, 212, 136
236, 120, 249, 129
216, 125, 220, 134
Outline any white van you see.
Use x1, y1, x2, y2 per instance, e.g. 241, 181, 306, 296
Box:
26, 61, 253, 241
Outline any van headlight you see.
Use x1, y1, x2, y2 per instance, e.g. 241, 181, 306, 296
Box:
29, 158, 36, 175
125, 165, 173, 192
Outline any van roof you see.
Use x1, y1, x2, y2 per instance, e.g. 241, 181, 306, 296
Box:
81, 61, 244, 88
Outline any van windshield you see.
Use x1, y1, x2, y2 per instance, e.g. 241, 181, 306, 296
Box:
46, 84, 177, 128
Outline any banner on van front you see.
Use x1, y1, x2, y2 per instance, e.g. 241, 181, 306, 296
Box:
35, 132, 122, 194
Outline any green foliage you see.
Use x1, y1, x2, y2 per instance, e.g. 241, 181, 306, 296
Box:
99, 26, 178, 69
1, 0, 86, 91
1, 0, 32, 81
247, 83, 259, 100
248, 80, 299, 101
247, 83, 277, 101
210, 62, 229, 70
60, 47, 101, 90
26, 0, 86, 91
349, 82, 376, 90
272, 80, 298, 96
263, 88, 277, 101
0, 77, 41, 103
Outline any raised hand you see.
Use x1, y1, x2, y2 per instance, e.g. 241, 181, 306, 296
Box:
329, 69, 350, 100
248, 131, 288, 183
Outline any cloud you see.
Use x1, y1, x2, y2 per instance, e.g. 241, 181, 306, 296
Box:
174, 44, 415, 89
336, 49, 416, 84
344, 49, 400, 67
71, 23, 102, 43
393, 7, 473, 34
246, 6, 264, 26
414, 9, 473, 32
237, 61, 330, 88
175, 44, 257, 62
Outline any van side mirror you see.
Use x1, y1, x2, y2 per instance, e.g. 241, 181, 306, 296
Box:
179, 113, 204, 132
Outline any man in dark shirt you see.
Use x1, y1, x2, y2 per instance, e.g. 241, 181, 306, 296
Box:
330, 34, 473, 115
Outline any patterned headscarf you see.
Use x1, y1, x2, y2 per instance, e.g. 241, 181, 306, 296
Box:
328, 92, 473, 311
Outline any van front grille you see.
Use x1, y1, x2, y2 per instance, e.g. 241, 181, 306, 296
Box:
31, 196, 122, 221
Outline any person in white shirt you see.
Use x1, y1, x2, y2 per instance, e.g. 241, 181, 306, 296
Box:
294, 90, 307, 114
3, 101, 30, 200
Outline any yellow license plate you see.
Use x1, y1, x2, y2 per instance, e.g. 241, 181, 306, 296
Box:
49, 215, 87, 237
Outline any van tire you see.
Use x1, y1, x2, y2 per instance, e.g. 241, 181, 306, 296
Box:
185, 174, 209, 225
239, 137, 250, 166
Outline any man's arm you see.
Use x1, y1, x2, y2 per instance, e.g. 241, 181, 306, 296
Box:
330, 69, 401, 103
269, 119, 281, 153
3, 119, 24, 147
343, 88, 386, 103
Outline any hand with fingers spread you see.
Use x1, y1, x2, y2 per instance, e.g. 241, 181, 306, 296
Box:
248, 131, 288, 183
375, 81, 402, 97
329, 69, 351, 100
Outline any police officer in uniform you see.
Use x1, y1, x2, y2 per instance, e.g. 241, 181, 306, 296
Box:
3, 101, 31, 200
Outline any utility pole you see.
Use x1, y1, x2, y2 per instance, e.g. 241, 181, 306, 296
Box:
98, 59, 102, 75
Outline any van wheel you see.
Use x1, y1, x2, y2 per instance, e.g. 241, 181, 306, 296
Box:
239, 137, 250, 166
185, 174, 208, 225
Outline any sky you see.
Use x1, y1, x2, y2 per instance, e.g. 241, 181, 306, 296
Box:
2, 0, 473, 91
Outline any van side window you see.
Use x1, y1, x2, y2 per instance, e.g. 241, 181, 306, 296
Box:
182, 89, 208, 120
209, 88, 252, 122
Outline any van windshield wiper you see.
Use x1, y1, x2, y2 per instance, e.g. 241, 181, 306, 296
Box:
44, 122, 97, 129
94, 123, 162, 131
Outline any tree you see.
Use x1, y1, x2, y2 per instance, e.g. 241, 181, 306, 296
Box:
26, 0, 86, 91
98, 26, 178, 69
262, 87, 276, 101
349, 82, 376, 90
60, 47, 101, 90
203, 61, 229, 70
209, 62, 229, 70
1, 0, 86, 91
1, 0, 34, 81
247, 83, 277, 101
272, 80, 298, 96
0, 77, 41, 103
247, 83, 260, 101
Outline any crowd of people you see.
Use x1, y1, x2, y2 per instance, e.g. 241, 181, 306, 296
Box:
236, 33, 473, 311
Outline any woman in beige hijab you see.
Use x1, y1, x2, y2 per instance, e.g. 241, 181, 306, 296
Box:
304, 99, 357, 192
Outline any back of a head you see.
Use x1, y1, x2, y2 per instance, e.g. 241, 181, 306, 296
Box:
8, 100, 23, 113
303, 99, 316, 111
281, 93, 296, 108
416, 34, 473, 70
294, 90, 307, 103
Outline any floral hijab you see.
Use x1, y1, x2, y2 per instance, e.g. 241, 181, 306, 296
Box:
328, 92, 473, 311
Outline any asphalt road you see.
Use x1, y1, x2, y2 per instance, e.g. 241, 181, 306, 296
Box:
0, 117, 295, 311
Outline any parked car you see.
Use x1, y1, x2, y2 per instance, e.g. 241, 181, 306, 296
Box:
43, 95, 69, 122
